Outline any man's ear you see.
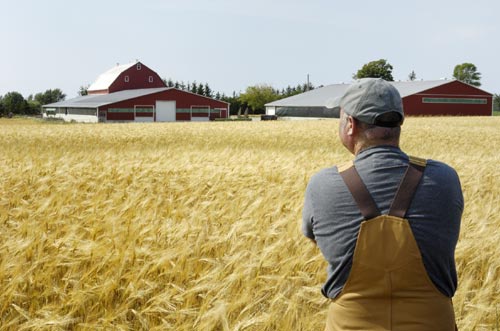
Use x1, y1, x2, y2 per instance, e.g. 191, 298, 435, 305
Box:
346, 116, 355, 135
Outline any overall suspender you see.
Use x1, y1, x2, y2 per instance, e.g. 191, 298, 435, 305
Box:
338, 156, 427, 219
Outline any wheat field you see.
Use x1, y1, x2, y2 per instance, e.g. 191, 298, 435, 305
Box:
0, 116, 499, 330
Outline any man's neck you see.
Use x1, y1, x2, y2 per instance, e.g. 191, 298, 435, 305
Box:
353, 141, 400, 155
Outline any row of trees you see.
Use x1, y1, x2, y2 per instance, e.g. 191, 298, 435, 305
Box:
235, 83, 316, 114
159, 78, 315, 114
0, 89, 65, 116
162, 79, 215, 98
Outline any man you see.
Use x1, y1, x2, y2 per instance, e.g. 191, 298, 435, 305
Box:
302, 78, 463, 330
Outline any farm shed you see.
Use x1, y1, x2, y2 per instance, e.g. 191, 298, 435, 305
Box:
42, 62, 229, 123
265, 79, 493, 118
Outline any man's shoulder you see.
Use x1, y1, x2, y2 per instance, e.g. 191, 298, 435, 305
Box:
308, 165, 344, 189
310, 166, 338, 180
424, 159, 460, 178
420, 159, 462, 195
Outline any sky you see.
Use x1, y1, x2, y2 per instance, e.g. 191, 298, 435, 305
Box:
1, 0, 499, 99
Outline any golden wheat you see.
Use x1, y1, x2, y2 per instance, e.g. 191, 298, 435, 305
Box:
0, 117, 499, 330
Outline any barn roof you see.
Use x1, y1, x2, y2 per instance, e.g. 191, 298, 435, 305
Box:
43, 87, 230, 109
266, 80, 455, 108
88, 62, 137, 91
390, 80, 453, 97
266, 84, 350, 107
43, 88, 171, 108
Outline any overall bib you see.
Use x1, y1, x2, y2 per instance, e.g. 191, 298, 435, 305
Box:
325, 157, 456, 331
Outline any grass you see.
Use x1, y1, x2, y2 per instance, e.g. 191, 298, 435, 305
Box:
0, 117, 499, 330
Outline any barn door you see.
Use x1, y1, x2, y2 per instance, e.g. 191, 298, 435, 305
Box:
156, 101, 176, 122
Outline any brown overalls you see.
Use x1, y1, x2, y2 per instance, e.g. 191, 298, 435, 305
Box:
325, 157, 457, 331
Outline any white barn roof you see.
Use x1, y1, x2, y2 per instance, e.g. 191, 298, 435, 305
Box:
43, 88, 170, 108
88, 62, 137, 91
267, 84, 350, 107
266, 80, 455, 108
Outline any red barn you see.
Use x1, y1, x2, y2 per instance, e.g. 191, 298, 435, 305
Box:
399, 80, 492, 116
265, 79, 493, 118
43, 61, 229, 123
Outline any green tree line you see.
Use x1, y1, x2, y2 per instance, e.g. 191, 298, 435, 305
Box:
223, 82, 316, 115
0, 89, 65, 117
161, 78, 315, 114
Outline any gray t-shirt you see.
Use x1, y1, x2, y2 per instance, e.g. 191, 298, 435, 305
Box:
302, 145, 463, 299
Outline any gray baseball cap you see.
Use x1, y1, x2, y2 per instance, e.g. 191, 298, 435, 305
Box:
337, 78, 404, 127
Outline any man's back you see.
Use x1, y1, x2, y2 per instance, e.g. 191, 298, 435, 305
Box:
302, 145, 463, 299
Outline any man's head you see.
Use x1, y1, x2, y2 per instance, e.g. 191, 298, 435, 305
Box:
329, 78, 404, 154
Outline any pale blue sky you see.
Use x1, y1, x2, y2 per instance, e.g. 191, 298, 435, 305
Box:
1, 0, 498, 98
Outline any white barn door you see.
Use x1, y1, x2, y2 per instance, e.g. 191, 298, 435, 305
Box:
156, 101, 176, 122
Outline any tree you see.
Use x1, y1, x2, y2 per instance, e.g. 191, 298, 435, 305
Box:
165, 78, 174, 87
79, 85, 89, 96
190, 81, 198, 94
408, 70, 417, 81
221, 92, 242, 115
0, 95, 5, 115
196, 84, 204, 96
354, 59, 394, 81
493, 94, 500, 113
3, 92, 28, 115
238, 84, 279, 114
34, 89, 66, 105
204, 83, 213, 98
26, 100, 41, 115
453, 63, 481, 87
301, 82, 314, 92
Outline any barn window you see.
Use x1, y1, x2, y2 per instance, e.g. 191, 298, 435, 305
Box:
149, 76, 153, 83
422, 97, 487, 104
136, 63, 142, 70
125, 75, 129, 82
191, 105, 210, 118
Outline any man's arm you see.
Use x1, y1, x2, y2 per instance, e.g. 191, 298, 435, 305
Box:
302, 180, 317, 245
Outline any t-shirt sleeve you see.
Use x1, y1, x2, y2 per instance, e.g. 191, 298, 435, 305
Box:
302, 179, 315, 239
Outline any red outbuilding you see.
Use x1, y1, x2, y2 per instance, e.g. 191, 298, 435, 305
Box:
43, 61, 229, 123
399, 80, 492, 116
265, 79, 493, 118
